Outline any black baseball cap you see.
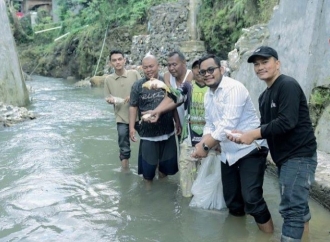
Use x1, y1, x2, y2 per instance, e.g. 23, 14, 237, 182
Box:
247, 46, 278, 63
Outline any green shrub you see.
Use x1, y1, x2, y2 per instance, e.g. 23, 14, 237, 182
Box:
199, 0, 279, 58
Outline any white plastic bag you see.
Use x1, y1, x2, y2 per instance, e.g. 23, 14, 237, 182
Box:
189, 151, 226, 210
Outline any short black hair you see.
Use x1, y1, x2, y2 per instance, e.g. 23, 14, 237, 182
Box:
191, 59, 200, 69
199, 54, 221, 67
109, 50, 124, 59
168, 50, 186, 62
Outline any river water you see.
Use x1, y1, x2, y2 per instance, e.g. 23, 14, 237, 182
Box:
1, 75, 330, 242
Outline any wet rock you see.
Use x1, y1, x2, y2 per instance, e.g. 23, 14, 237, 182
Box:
90, 75, 107, 87
0, 102, 36, 127
74, 77, 92, 88
67, 76, 76, 81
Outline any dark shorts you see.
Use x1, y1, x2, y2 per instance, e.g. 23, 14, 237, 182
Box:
138, 135, 178, 180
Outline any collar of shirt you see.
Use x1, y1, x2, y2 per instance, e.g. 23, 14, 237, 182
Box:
206, 75, 228, 96
114, 69, 128, 80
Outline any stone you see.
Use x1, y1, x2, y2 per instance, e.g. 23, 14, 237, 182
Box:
90, 75, 107, 87
0, 102, 36, 127
67, 76, 76, 81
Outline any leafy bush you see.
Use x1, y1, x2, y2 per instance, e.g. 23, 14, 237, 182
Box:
199, 0, 279, 58
56, 0, 175, 32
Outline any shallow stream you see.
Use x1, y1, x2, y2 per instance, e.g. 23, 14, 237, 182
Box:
1, 76, 329, 242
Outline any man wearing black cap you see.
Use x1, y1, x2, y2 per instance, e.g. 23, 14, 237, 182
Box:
228, 46, 317, 241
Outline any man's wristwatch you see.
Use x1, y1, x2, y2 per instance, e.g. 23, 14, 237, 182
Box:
202, 143, 209, 152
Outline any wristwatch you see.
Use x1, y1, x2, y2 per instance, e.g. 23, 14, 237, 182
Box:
202, 143, 209, 151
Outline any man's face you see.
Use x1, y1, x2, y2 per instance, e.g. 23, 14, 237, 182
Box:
192, 66, 205, 86
199, 58, 223, 89
253, 56, 280, 82
142, 57, 159, 79
167, 54, 186, 78
110, 53, 126, 71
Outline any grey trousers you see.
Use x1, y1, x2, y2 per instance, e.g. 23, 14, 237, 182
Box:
117, 123, 130, 160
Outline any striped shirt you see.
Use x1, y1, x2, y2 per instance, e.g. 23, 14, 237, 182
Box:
203, 76, 267, 166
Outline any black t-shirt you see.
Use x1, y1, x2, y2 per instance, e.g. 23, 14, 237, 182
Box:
259, 74, 317, 166
130, 76, 174, 137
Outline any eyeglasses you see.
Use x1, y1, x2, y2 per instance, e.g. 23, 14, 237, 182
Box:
199, 66, 220, 76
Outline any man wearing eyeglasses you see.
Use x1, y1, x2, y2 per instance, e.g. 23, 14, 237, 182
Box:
191, 54, 274, 233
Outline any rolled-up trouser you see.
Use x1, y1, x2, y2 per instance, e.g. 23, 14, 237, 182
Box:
221, 147, 271, 224
117, 123, 130, 160
279, 152, 317, 242
179, 139, 200, 197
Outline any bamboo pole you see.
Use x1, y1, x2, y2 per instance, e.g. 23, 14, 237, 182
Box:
53, 25, 89, 42
54, 32, 70, 42
34, 26, 62, 34
93, 25, 109, 76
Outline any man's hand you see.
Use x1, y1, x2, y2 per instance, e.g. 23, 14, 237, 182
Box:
141, 110, 160, 123
214, 143, 221, 154
130, 128, 138, 142
227, 129, 260, 145
105, 97, 115, 104
175, 121, 182, 135
124, 96, 130, 103
191, 142, 208, 159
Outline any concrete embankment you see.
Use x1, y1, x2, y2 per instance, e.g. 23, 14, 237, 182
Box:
266, 150, 330, 211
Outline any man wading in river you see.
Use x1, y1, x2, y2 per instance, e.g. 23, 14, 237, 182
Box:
129, 54, 180, 185
228, 46, 317, 242
191, 54, 274, 234
104, 50, 141, 169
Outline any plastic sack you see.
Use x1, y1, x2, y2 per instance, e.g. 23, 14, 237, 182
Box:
189, 151, 226, 210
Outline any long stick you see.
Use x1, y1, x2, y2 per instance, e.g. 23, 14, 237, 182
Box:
34, 26, 62, 34
54, 32, 70, 42
93, 25, 109, 76
53, 25, 89, 42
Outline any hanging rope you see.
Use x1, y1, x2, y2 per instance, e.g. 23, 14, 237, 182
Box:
93, 24, 109, 77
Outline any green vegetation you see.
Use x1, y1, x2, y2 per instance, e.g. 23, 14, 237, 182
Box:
10, 0, 278, 77
14, 0, 173, 78
199, 0, 279, 58
57, 0, 172, 29
308, 84, 330, 128
310, 86, 330, 107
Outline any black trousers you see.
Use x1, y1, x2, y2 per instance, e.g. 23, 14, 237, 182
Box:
221, 147, 271, 224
